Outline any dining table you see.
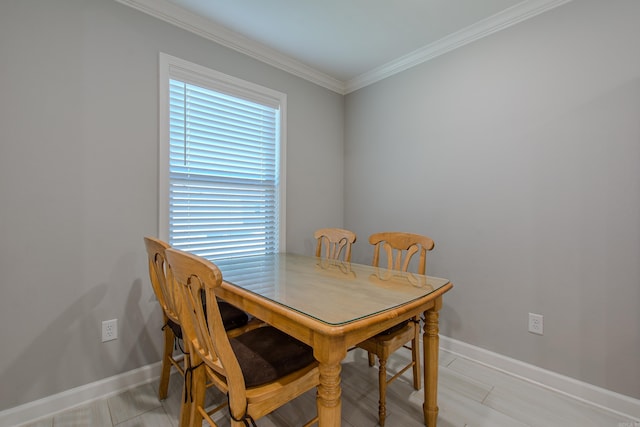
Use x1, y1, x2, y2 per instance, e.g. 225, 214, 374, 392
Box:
213, 253, 453, 427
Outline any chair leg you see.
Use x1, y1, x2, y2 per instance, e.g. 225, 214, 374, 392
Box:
378, 356, 387, 427
187, 363, 206, 427
412, 322, 421, 390
368, 351, 375, 367
159, 323, 175, 400
179, 374, 192, 427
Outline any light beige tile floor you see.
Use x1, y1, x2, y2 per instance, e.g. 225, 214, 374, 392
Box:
19, 348, 638, 427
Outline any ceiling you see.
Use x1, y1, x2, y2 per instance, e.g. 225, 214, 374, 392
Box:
117, 0, 571, 93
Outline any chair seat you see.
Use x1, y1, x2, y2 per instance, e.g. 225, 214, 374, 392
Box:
379, 319, 410, 335
218, 300, 250, 330
359, 322, 416, 354
166, 299, 249, 340
230, 326, 316, 388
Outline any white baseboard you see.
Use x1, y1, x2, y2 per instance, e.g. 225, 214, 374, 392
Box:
439, 335, 640, 421
3, 338, 640, 426
0, 362, 161, 427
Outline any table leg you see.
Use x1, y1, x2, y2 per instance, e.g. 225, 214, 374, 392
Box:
423, 297, 442, 427
317, 361, 342, 426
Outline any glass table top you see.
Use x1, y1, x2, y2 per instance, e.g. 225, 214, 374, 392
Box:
213, 253, 450, 326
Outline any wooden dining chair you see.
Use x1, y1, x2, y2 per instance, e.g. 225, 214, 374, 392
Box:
144, 237, 254, 426
314, 227, 357, 262
356, 231, 435, 427
165, 248, 320, 427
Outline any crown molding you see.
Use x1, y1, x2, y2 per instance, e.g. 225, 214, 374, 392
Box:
345, 0, 572, 93
115, 0, 571, 96
114, 0, 346, 94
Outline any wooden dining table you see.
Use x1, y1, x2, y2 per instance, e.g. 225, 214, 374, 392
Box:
213, 253, 453, 427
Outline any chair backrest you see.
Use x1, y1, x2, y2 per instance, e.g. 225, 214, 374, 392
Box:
164, 248, 247, 397
144, 236, 180, 324
314, 228, 357, 262
369, 232, 435, 274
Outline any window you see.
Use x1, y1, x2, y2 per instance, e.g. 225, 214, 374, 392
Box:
159, 53, 286, 260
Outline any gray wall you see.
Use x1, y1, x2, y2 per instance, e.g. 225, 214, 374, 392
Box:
345, 0, 640, 399
2, 0, 639, 415
0, 0, 344, 410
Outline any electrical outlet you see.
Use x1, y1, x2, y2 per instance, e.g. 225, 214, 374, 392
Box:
102, 319, 118, 342
528, 313, 543, 335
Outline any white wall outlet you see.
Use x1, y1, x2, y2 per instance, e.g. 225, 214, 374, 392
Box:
102, 319, 118, 342
528, 313, 543, 335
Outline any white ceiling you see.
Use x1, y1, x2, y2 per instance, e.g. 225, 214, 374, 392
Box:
117, 0, 571, 93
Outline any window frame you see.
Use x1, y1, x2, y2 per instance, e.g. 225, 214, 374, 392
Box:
158, 53, 287, 255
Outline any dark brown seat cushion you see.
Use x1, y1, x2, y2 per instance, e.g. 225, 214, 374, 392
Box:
379, 319, 410, 336
217, 300, 250, 331
229, 326, 315, 388
166, 298, 249, 340
166, 318, 183, 339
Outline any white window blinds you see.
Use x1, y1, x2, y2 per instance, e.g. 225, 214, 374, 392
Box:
163, 57, 284, 260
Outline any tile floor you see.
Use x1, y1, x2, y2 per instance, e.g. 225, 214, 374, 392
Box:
19, 348, 638, 427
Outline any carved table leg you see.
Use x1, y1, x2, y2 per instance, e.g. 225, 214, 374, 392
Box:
317, 361, 342, 427
378, 357, 387, 427
423, 297, 442, 427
